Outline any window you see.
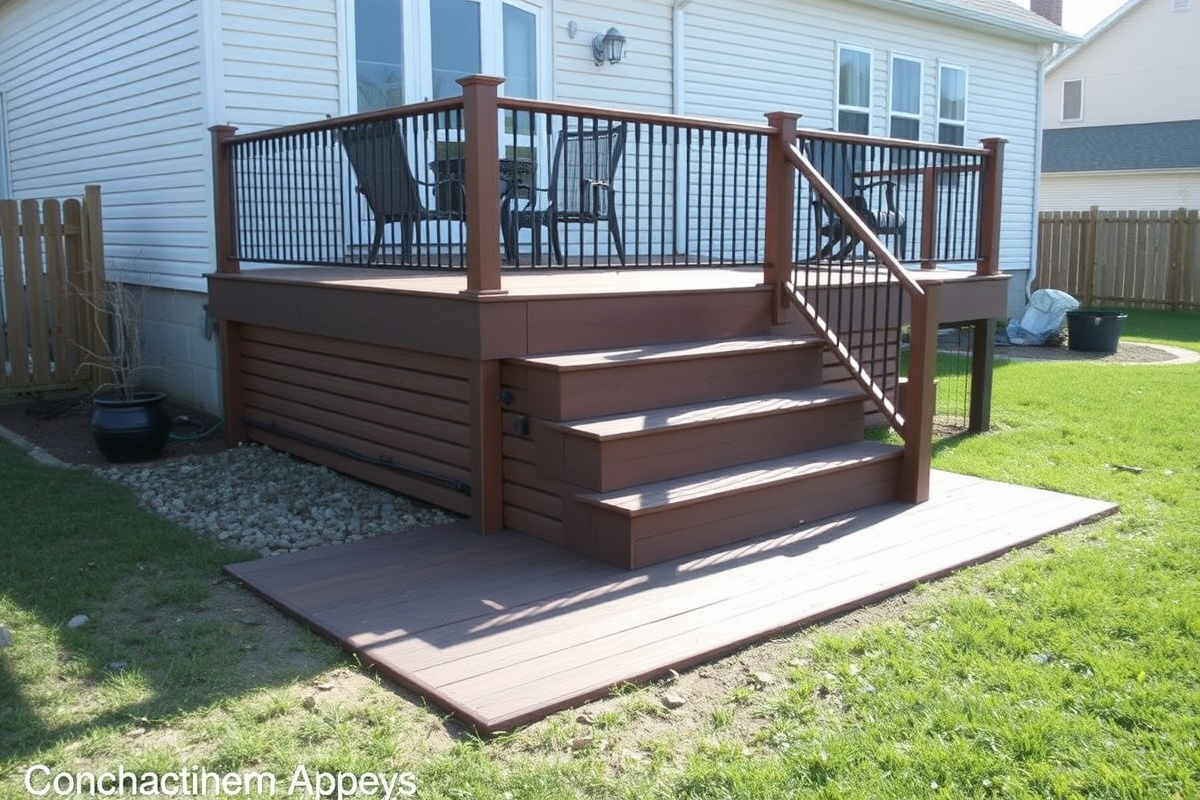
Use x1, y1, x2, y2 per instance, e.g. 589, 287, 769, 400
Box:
355, 0, 405, 111
1174, 0, 1191, 11
430, 0, 482, 100
351, 0, 544, 112
889, 56, 922, 140
1061, 78, 1083, 122
836, 45, 872, 134
937, 64, 967, 145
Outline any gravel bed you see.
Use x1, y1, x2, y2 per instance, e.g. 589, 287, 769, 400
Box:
95, 443, 459, 557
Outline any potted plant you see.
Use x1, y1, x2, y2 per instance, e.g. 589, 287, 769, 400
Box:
79, 270, 171, 462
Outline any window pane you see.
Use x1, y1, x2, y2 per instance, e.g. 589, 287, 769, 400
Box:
839, 49, 870, 108
939, 66, 966, 122
890, 117, 920, 140
1062, 79, 1082, 121
503, 4, 537, 99
431, 0, 481, 99
356, 0, 403, 111
891, 58, 920, 115
838, 110, 870, 135
938, 123, 964, 146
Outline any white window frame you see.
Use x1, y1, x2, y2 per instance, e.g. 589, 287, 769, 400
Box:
835, 44, 873, 135
888, 55, 923, 141
1061, 78, 1083, 122
347, 0, 549, 113
936, 63, 967, 146
1174, 0, 1191, 12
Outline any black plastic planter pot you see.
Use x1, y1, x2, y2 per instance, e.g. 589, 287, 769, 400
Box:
91, 391, 171, 462
1066, 310, 1128, 354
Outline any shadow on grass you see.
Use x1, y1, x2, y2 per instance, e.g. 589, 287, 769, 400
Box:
0, 439, 360, 764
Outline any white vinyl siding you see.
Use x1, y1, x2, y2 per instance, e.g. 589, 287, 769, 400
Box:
1043, 0, 1200, 128
221, 0, 342, 131
0, 0, 209, 282
682, 0, 1044, 280
552, 0, 673, 112
0, 93, 9, 198
1040, 171, 1200, 211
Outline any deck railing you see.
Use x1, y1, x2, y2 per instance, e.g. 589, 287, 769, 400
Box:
211, 75, 1006, 501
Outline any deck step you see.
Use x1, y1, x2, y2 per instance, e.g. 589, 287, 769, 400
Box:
507, 336, 825, 421
565, 441, 904, 568
536, 386, 868, 491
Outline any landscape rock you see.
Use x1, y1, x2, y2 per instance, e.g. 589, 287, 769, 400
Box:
0, 626, 10, 649
661, 693, 687, 709
66, 614, 89, 630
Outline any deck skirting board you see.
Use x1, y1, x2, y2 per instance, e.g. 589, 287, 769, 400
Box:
226, 470, 1116, 735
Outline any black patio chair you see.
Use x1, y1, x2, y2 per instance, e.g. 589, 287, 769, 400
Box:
501, 123, 627, 266
339, 120, 466, 265
805, 138, 906, 262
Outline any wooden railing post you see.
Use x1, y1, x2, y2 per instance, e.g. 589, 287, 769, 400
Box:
977, 136, 1006, 276
764, 111, 799, 320
211, 125, 241, 274
459, 75, 506, 296
901, 281, 940, 504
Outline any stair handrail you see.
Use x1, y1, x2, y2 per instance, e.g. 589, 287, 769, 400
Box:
778, 135, 939, 503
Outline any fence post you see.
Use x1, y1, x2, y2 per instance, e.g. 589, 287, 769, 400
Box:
459, 75, 506, 296
977, 136, 1006, 277
1167, 207, 1188, 309
80, 185, 111, 389
211, 125, 241, 274
1084, 205, 1099, 307
0, 199, 26, 389
764, 111, 799, 322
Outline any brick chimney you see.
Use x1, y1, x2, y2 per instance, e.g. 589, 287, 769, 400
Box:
1030, 0, 1064, 26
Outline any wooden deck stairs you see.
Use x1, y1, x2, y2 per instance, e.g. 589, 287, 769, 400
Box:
502, 336, 904, 569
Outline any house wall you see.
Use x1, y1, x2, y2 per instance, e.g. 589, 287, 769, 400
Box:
550, 2, 674, 112
681, 0, 1048, 313
1040, 169, 1200, 211
219, 0, 343, 131
1044, 0, 1200, 128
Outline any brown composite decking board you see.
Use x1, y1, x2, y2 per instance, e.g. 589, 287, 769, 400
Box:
226, 470, 1117, 734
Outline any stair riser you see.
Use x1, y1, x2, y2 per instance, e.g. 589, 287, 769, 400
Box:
567, 457, 901, 568
537, 400, 866, 492
522, 346, 824, 421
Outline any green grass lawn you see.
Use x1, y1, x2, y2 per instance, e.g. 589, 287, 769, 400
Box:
2, 310, 1198, 799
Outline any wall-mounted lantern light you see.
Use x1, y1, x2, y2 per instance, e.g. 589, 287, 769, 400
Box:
592, 27, 626, 66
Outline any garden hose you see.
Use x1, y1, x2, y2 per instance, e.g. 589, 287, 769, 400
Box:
168, 416, 226, 442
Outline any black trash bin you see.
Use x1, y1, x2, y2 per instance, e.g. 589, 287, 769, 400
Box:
1066, 310, 1128, 354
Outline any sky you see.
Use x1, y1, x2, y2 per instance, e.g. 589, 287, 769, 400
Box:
1011, 0, 1129, 34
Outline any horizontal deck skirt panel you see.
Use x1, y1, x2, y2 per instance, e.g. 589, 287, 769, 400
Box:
241, 358, 470, 426
225, 472, 1116, 734
240, 376, 469, 448
240, 324, 472, 380
241, 389, 469, 469
240, 339, 470, 403
241, 405, 471, 494
246, 429, 473, 515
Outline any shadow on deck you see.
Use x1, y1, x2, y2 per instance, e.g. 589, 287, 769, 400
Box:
225, 469, 1115, 735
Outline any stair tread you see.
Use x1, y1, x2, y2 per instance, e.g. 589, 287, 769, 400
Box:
546, 386, 865, 440
579, 440, 902, 514
515, 336, 822, 371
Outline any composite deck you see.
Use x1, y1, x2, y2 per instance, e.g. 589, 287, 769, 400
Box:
225, 469, 1116, 735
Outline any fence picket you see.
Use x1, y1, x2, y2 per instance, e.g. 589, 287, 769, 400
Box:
0, 187, 105, 394
1037, 207, 1200, 310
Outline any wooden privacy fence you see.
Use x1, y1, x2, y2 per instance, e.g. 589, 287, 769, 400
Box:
1036, 207, 1199, 310
0, 184, 107, 394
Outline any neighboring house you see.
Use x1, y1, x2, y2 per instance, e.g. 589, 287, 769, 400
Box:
0, 0, 1073, 412
1041, 0, 1200, 210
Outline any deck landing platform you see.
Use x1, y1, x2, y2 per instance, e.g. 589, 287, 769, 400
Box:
225, 470, 1116, 734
